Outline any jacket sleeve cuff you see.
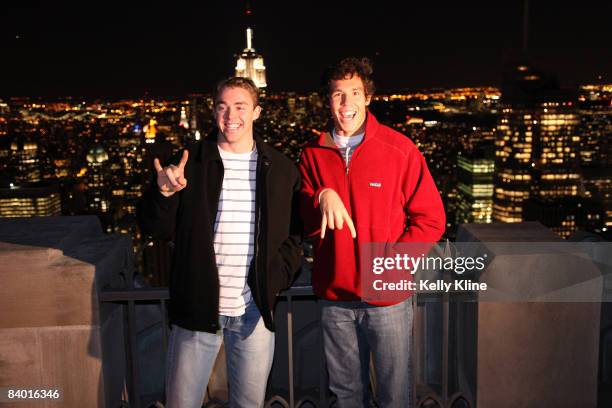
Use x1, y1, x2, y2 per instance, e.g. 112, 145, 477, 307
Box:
153, 188, 179, 210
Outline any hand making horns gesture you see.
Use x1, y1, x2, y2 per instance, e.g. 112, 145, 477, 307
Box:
153, 150, 189, 197
319, 188, 357, 239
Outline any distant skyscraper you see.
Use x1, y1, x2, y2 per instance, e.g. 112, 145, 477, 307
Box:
529, 104, 580, 206
114, 133, 145, 216
579, 108, 611, 169
144, 118, 157, 144
0, 183, 61, 218
235, 27, 267, 88
188, 94, 203, 142
581, 168, 611, 231
189, 96, 199, 130
524, 197, 605, 239
10, 140, 41, 184
86, 145, 111, 213
179, 106, 189, 129
577, 100, 610, 233
494, 63, 581, 223
456, 144, 495, 225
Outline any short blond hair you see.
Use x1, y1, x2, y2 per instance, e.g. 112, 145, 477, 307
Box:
215, 77, 259, 106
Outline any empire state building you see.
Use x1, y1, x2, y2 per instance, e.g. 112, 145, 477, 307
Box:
235, 27, 267, 88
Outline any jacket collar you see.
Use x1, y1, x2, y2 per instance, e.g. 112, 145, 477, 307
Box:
198, 129, 270, 163
316, 110, 380, 148
198, 131, 221, 162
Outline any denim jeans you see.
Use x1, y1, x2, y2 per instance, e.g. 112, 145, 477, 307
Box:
320, 298, 413, 408
165, 302, 275, 408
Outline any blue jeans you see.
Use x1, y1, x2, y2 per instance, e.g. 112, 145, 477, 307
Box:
320, 298, 413, 408
165, 302, 274, 408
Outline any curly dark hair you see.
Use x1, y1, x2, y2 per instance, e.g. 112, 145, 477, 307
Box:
215, 76, 260, 107
321, 57, 375, 97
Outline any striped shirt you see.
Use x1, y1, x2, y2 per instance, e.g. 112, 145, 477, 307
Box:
214, 146, 257, 316
332, 129, 365, 169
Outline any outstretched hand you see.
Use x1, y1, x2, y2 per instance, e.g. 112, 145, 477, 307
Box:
153, 150, 189, 197
319, 188, 357, 239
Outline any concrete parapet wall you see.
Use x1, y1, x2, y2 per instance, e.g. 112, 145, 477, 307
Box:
0, 216, 130, 408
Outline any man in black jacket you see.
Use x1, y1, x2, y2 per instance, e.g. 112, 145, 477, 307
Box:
140, 77, 302, 408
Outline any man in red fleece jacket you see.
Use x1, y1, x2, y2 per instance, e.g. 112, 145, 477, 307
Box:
299, 57, 445, 407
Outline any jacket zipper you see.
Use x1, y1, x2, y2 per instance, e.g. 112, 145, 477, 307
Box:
345, 146, 351, 175
344, 146, 355, 211
330, 146, 352, 214
341, 142, 366, 221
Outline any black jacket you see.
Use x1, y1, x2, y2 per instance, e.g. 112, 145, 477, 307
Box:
140, 133, 302, 333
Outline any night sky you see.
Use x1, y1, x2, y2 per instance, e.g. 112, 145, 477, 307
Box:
2, 1, 610, 98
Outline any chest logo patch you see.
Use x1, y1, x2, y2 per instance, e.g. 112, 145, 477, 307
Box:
369, 182, 382, 188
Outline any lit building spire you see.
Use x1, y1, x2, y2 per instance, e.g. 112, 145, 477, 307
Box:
235, 27, 267, 88
179, 106, 189, 129
246, 28, 253, 51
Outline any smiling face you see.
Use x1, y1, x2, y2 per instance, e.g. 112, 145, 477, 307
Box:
329, 74, 371, 137
214, 85, 261, 152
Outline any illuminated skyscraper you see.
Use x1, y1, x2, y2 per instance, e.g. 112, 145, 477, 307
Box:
179, 106, 189, 129
114, 133, 144, 216
580, 112, 601, 167
577, 92, 611, 233
581, 167, 611, 232
0, 183, 61, 218
86, 144, 111, 213
579, 105, 611, 169
188, 94, 203, 142
456, 144, 495, 224
235, 28, 267, 88
144, 118, 157, 144
494, 64, 581, 223
10, 140, 41, 183
529, 105, 581, 204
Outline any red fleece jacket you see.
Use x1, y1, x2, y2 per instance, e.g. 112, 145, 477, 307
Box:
298, 112, 446, 303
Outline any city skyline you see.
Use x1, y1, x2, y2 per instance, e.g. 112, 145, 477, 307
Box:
1, 1, 610, 243
1, 1, 611, 98
2, 80, 609, 236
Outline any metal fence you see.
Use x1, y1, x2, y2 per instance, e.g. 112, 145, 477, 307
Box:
100, 283, 476, 408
